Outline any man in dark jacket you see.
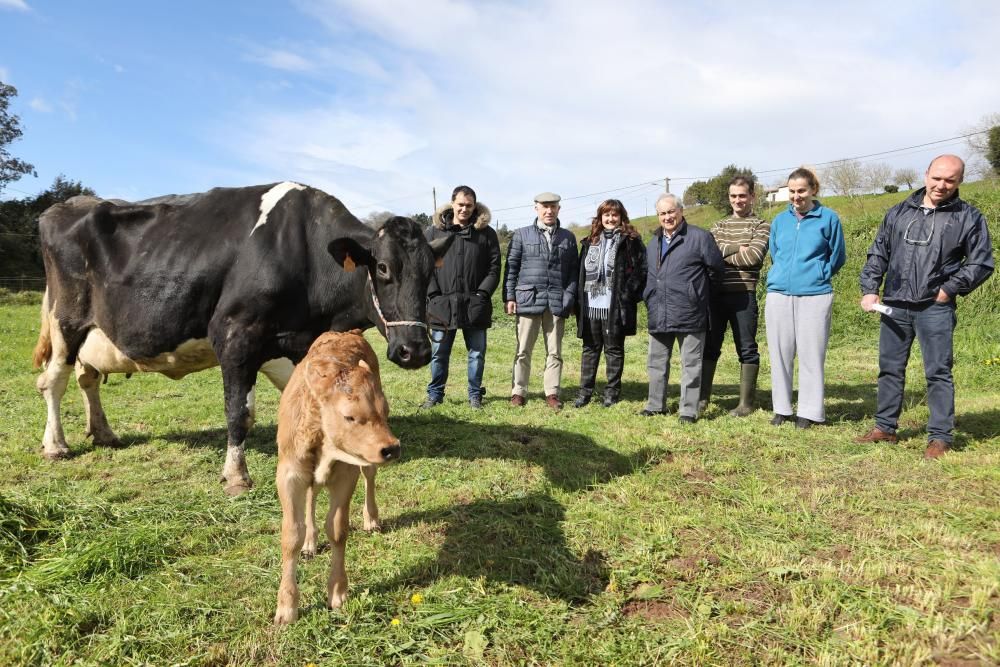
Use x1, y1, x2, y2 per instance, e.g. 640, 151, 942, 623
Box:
856, 155, 994, 458
503, 191, 579, 409
640, 193, 725, 422
422, 185, 501, 409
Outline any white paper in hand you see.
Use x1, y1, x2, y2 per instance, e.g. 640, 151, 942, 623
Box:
872, 303, 893, 316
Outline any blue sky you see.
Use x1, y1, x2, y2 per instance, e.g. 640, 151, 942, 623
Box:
2, 0, 999, 226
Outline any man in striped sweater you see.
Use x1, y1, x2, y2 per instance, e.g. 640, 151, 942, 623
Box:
699, 176, 771, 416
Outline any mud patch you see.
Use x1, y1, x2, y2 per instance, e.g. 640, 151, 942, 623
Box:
621, 599, 686, 622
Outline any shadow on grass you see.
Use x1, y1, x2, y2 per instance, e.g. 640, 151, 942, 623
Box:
390, 414, 662, 492
377, 492, 608, 603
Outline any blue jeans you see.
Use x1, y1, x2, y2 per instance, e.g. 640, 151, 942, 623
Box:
875, 300, 957, 443
428, 328, 487, 401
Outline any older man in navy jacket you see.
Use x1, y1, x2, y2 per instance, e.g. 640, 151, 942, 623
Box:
640, 193, 725, 422
856, 155, 994, 458
503, 192, 579, 409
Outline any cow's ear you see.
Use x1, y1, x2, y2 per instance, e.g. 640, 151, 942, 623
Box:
329, 238, 373, 272
428, 235, 454, 267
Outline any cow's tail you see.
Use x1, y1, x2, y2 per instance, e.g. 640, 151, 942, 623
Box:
32, 288, 53, 369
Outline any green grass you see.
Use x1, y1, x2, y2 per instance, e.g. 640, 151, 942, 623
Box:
1, 183, 998, 665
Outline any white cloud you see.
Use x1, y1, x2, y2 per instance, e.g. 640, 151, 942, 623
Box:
29, 97, 51, 112
230, 0, 1000, 221
0, 0, 29, 11
246, 48, 315, 72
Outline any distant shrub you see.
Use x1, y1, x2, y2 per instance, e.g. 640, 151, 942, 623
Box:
883, 185, 899, 193
0, 288, 43, 306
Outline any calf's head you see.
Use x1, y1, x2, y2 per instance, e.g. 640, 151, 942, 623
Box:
304, 334, 400, 466
330, 217, 452, 369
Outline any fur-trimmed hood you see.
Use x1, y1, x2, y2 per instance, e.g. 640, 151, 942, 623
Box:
433, 201, 492, 231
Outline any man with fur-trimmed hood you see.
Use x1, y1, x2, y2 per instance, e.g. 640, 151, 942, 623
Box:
421, 185, 501, 409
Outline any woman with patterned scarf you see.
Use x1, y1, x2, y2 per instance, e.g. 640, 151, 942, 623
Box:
573, 199, 647, 408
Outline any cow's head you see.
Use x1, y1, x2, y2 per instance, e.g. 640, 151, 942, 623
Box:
329, 217, 452, 369
304, 332, 401, 467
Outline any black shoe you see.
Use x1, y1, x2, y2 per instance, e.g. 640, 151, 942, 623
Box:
795, 416, 820, 429
602, 395, 618, 408
638, 409, 662, 417
770, 413, 792, 426
573, 394, 591, 408
679, 415, 696, 424
420, 396, 442, 409
469, 395, 483, 410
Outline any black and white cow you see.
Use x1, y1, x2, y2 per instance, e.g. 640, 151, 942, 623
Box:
33, 182, 450, 494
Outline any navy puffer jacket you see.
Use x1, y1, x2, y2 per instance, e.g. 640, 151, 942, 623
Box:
503, 221, 579, 317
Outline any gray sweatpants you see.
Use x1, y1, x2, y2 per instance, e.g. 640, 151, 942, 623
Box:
645, 331, 705, 418
764, 292, 833, 422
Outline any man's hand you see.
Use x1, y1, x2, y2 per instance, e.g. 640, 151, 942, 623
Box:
860, 293, 880, 312
505, 300, 516, 315
935, 289, 951, 303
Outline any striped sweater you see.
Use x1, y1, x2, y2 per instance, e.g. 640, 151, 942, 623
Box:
708, 215, 770, 292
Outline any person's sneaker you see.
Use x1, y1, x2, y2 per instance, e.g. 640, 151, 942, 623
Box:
924, 439, 951, 459
602, 395, 619, 408
420, 396, 442, 409
510, 394, 526, 407
770, 413, 793, 426
545, 394, 563, 411
795, 416, 821, 430
679, 415, 696, 424
854, 427, 898, 444
573, 394, 591, 408
469, 395, 483, 410
638, 409, 662, 417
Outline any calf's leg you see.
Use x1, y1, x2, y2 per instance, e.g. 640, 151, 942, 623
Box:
325, 463, 361, 609
361, 465, 380, 532
274, 461, 310, 625
302, 484, 318, 557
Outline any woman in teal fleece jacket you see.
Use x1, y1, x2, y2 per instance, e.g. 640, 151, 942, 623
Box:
765, 167, 846, 429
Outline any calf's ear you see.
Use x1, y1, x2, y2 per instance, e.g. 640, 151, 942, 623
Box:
329, 239, 373, 272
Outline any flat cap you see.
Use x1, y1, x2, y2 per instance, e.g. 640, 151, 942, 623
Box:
533, 191, 561, 203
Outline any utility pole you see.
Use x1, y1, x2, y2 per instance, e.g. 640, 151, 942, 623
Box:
664, 177, 670, 193
432, 187, 437, 212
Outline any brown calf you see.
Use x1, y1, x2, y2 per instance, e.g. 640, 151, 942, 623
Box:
274, 330, 400, 625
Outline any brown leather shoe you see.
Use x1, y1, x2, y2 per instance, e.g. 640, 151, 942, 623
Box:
545, 394, 563, 410
510, 394, 526, 407
924, 439, 950, 459
854, 427, 898, 444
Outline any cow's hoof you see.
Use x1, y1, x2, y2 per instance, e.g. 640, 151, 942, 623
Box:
300, 546, 316, 559
41, 446, 71, 460
223, 480, 253, 496
273, 607, 297, 625
363, 518, 382, 533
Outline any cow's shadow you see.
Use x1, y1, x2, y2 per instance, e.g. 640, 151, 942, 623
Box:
373, 492, 608, 602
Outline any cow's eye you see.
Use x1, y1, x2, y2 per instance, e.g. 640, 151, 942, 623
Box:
344, 415, 355, 422
376, 262, 391, 280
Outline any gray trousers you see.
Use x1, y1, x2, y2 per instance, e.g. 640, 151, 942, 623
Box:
645, 331, 705, 418
764, 292, 833, 422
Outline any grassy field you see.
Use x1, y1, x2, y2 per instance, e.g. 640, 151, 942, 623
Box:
1, 184, 998, 665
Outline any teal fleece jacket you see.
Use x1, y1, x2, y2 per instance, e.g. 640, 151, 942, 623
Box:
766, 201, 846, 296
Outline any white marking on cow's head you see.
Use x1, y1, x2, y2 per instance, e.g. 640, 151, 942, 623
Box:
251, 182, 306, 236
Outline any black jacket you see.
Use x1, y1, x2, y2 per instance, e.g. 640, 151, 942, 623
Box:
425, 202, 501, 329
502, 220, 579, 317
859, 188, 994, 304
643, 221, 725, 333
576, 232, 646, 340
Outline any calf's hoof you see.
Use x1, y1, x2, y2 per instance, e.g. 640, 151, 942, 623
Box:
273, 607, 298, 625
328, 590, 347, 609
363, 517, 382, 533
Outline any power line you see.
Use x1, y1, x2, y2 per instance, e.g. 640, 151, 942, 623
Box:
490, 130, 989, 211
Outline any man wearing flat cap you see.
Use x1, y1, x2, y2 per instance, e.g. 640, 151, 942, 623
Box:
502, 192, 579, 409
